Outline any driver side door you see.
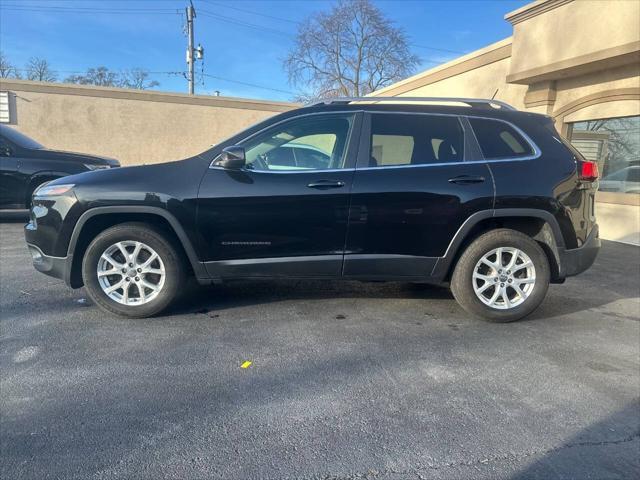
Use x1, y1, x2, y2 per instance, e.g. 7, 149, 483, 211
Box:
196, 112, 362, 279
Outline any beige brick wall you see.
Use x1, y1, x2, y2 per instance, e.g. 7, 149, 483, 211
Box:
0, 80, 297, 166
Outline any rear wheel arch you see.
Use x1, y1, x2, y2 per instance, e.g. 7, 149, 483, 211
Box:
67, 207, 205, 288
436, 209, 565, 283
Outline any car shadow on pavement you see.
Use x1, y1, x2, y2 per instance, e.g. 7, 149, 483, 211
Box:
511, 402, 640, 479
168, 279, 455, 317
163, 240, 639, 322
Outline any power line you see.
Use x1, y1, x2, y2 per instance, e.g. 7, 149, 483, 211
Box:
7, 67, 294, 96
197, 9, 293, 37
10, 68, 188, 76
199, 73, 294, 95
410, 44, 466, 55
197, 2, 465, 57
198, 0, 300, 25
0, 4, 180, 14
2, 2, 468, 57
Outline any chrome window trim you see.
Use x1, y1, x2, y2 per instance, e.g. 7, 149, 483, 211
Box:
208, 109, 542, 173
465, 115, 541, 162
357, 111, 541, 171
208, 166, 356, 174
209, 110, 360, 172
356, 156, 537, 172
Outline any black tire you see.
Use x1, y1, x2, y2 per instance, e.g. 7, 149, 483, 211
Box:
450, 228, 550, 322
81, 222, 185, 318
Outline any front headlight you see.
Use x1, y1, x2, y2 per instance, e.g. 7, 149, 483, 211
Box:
84, 164, 111, 171
34, 183, 75, 197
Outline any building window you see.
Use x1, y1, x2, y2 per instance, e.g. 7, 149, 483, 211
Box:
570, 116, 640, 196
0, 92, 9, 123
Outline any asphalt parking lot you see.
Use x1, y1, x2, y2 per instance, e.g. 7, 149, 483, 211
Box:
1, 220, 639, 480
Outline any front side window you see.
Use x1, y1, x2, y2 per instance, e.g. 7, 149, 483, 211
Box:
369, 114, 464, 167
469, 118, 534, 159
569, 116, 640, 195
242, 114, 354, 171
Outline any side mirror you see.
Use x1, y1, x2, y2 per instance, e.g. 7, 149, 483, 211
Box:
0, 146, 12, 157
214, 146, 246, 170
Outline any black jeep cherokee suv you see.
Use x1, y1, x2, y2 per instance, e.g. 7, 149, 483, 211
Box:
25, 97, 601, 322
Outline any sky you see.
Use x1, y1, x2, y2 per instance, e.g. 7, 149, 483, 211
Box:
0, 0, 528, 101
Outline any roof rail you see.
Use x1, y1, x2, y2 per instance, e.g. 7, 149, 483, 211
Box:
306, 96, 517, 111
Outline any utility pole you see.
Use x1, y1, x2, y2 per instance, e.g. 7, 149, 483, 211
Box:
186, 2, 195, 95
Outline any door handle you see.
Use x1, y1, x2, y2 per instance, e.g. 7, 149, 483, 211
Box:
448, 175, 485, 185
307, 180, 345, 189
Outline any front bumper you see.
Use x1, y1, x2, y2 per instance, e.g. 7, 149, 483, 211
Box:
26, 243, 71, 284
560, 224, 601, 277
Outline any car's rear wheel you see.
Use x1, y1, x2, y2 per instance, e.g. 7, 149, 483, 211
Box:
82, 223, 185, 318
450, 229, 550, 322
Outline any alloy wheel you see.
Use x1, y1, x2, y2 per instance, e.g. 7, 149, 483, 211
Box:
472, 247, 536, 310
96, 241, 166, 306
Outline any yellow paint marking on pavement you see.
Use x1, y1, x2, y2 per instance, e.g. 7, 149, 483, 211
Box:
241, 361, 252, 369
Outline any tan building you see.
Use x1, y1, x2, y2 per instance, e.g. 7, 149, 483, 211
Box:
372, 0, 640, 245
0, 79, 296, 166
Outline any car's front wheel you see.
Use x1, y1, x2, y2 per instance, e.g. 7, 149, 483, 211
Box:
450, 228, 550, 322
82, 223, 185, 318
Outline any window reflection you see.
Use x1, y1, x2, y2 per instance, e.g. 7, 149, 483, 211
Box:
570, 116, 640, 195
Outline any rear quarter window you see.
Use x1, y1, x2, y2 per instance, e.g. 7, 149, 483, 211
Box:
469, 118, 534, 160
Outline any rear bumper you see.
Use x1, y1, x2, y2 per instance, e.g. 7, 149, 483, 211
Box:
26, 243, 71, 285
560, 224, 601, 277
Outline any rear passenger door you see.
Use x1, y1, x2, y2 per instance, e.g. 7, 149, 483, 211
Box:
343, 112, 494, 278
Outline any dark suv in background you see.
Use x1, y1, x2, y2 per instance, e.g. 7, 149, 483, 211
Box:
24, 97, 601, 322
0, 125, 119, 209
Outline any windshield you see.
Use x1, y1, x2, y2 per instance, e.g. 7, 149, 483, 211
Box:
0, 125, 44, 149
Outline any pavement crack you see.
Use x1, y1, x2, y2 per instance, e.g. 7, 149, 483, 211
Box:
293, 432, 640, 479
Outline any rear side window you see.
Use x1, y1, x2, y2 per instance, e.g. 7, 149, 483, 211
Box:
369, 114, 463, 167
469, 118, 534, 159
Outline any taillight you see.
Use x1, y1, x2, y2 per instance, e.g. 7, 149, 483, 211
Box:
579, 161, 599, 182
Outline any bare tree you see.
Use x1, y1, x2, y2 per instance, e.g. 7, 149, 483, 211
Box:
285, 0, 419, 100
25, 57, 58, 82
582, 117, 640, 173
0, 51, 21, 79
65, 66, 159, 90
119, 68, 160, 90
65, 66, 119, 87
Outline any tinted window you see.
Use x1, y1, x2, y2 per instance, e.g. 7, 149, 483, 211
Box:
265, 146, 296, 167
369, 114, 463, 167
469, 118, 533, 159
291, 146, 331, 169
242, 114, 353, 171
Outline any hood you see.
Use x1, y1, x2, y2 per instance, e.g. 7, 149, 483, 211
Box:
34, 148, 120, 167
46, 155, 209, 206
